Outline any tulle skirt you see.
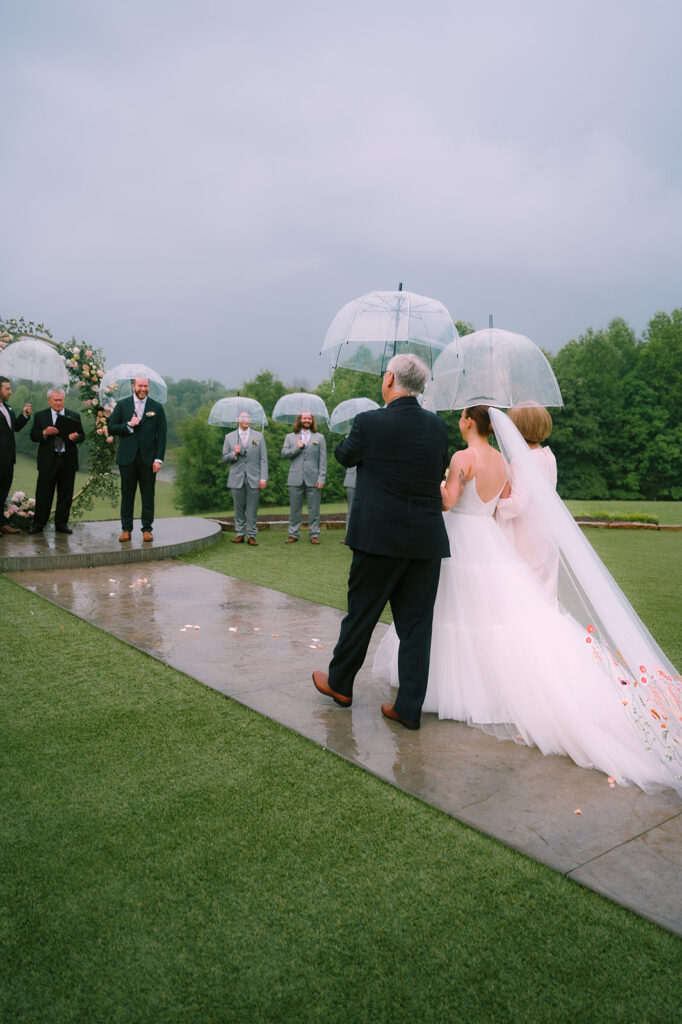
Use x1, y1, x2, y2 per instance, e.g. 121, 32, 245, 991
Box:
373, 510, 672, 791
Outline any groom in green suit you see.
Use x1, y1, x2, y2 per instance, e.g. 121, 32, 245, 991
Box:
108, 377, 167, 542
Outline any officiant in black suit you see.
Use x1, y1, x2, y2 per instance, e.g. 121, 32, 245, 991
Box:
29, 386, 84, 534
108, 376, 167, 542
312, 353, 450, 729
0, 375, 32, 534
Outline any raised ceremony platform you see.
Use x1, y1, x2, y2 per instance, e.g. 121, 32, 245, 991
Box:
3, 521, 681, 936
0, 516, 222, 572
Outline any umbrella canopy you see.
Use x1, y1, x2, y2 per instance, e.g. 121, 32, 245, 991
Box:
320, 289, 458, 375
0, 337, 69, 389
329, 397, 380, 434
423, 328, 563, 411
271, 392, 329, 426
208, 396, 267, 430
99, 363, 167, 408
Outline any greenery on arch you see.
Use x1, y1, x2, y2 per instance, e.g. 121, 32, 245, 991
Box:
0, 315, 118, 517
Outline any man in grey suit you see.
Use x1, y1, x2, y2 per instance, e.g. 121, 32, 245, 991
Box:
222, 411, 268, 546
281, 412, 326, 544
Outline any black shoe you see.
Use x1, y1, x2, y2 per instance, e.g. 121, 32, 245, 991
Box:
55, 525, 73, 534
29, 524, 44, 534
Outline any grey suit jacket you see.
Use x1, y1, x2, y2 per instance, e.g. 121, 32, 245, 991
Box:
222, 429, 268, 488
281, 431, 327, 486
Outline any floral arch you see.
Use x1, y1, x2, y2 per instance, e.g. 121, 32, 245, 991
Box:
0, 316, 118, 517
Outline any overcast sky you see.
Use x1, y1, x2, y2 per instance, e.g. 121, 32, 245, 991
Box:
2, 0, 681, 390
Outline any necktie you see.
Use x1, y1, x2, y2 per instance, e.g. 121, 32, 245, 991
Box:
54, 411, 65, 453
0, 403, 10, 428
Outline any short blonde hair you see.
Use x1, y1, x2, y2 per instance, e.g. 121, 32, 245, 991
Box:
508, 404, 553, 444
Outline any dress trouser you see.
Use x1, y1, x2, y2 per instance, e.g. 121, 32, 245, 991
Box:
119, 455, 156, 531
0, 465, 14, 515
288, 484, 321, 538
327, 549, 442, 724
34, 454, 76, 527
231, 484, 260, 538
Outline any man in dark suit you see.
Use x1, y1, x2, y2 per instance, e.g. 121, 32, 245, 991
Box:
0, 375, 32, 534
29, 386, 84, 534
313, 354, 450, 729
108, 376, 167, 542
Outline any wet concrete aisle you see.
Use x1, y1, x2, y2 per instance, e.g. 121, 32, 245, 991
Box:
6, 543, 681, 936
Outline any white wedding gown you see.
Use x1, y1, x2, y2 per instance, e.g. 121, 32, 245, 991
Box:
373, 457, 681, 795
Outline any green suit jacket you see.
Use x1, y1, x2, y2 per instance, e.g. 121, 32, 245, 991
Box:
108, 396, 167, 467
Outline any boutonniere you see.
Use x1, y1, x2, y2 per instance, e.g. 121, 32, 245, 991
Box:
312, 439, 318, 445
251, 439, 259, 445
145, 411, 156, 417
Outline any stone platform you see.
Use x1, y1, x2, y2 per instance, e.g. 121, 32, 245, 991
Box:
0, 517, 222, 571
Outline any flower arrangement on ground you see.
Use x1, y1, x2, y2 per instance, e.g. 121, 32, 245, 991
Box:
3, 490, 36, 531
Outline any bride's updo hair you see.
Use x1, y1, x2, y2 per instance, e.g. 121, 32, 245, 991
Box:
464, 405, 493, 437
508, 403, 553, 444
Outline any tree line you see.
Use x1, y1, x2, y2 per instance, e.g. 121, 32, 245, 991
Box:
5, 308, 681, 509
172, 309, 682, 511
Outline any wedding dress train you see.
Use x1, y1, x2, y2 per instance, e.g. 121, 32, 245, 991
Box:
373, 411, 682, 796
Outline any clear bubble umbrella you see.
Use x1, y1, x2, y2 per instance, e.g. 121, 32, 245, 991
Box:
423, 328, 563, 411
271, 392, 330, 426
208, 396, 267, 429
329, 397, 380, 434
99, 363, 167, 409
0, 337, 69, 389
320, 287, 459, 378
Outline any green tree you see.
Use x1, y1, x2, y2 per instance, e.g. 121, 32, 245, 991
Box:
627, 309, 682, 498
239, 370, 288, 414
174, 412, 228, 514
549, 318, 640, 498
164, 377, 227, 448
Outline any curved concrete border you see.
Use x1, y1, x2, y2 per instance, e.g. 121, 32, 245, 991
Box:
0, 517, 222, 572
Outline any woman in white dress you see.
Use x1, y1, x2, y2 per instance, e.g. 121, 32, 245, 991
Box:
373, 406, 682, 796
494, 404, 559, 604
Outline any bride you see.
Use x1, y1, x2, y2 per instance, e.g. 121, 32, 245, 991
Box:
373, 405, 682, 797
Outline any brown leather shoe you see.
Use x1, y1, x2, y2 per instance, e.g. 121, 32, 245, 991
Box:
247, 537, 258, 546
286, 536, 298, 543
232, 535, 244, 543
0, 524, 21, 534
142, 531, 153, 542
310, 536, 320, 544
381, 702, 420, 731
118, 531, 131, 542
312, 670, 352, 707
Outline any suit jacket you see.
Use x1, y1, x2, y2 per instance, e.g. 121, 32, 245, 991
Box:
281, 431, 327, 486
108, 396, 167, 467
0, 403, 29, 466
30, 408, 85, 473
335, 396, 450, 560
222, 428, 268, 488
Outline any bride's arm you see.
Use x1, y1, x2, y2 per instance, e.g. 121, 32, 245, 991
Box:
440, 451, 471, 511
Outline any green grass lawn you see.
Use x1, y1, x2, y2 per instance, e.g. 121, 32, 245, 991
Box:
2, 577, 681, 1024
564, 499, 682, 526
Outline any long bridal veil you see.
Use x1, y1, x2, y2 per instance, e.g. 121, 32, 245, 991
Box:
489, 407, 682, 795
